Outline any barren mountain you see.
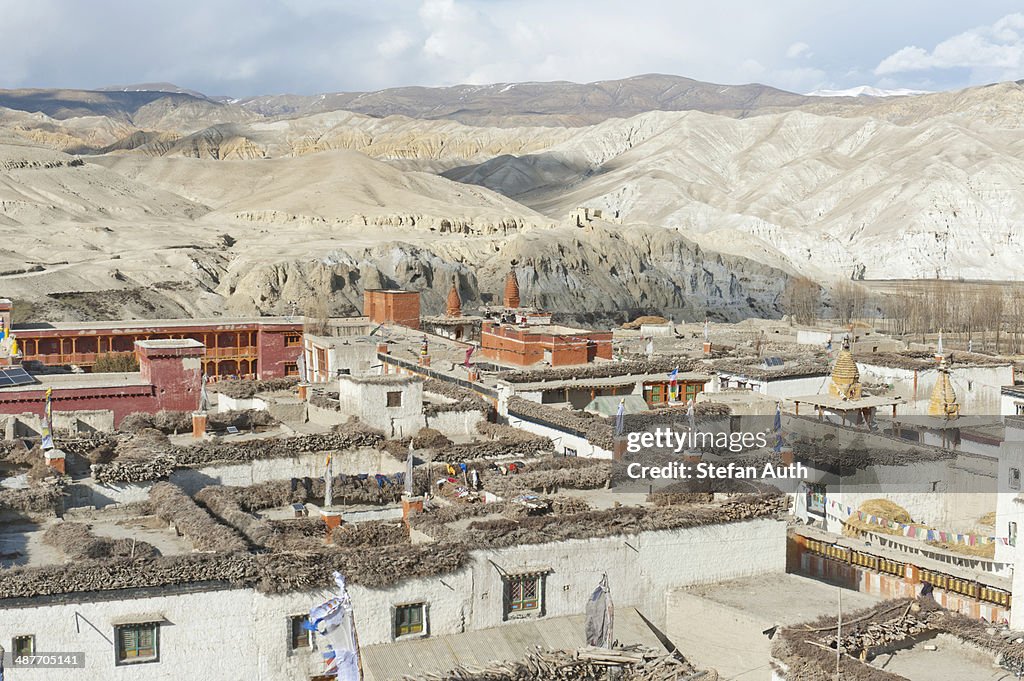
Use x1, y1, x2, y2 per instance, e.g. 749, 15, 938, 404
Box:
0, 88, 257, 132
443, 107, 1024, 281
94, 150, 549, 234
235, 74, 828, 127
0, 139, 783, 324
3, 74, 1023, 323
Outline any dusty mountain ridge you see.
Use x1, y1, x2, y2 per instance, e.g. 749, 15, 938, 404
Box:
0, 75, 1021, 322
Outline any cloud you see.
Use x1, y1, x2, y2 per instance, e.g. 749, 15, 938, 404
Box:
786, 42, 813, 60
876, 12, 1024, 76
0, 1, 1017, 96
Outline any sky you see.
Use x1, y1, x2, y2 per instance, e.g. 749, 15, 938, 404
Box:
2, 0, 1024, 96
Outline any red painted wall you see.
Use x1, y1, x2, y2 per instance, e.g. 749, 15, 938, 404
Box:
364, 291, 420, 330
14, 320, 303, 379
0, 342, 205, 426
480, 322, 613, 367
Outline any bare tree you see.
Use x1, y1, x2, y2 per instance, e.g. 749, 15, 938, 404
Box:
832, 281, 868, 326
782, 277, 821, 325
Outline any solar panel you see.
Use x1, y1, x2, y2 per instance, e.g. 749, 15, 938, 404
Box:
763, 357, 785, 368
0, 367, 35, 387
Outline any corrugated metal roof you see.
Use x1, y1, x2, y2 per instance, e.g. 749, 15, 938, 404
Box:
361, 609, 664, 681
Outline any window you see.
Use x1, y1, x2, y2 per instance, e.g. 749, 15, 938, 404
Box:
807, 484, 826, 516
646, 384, 665, 406
504, 574, 543, 617
12, 635, 34, 657
1011, 468, 1021, 491
288, 615, 311, 651
386, 391, 403, 408
393, 603, 426, 638
284, 362, 299, 377
564, 447, 577, 457
284, 334, 302, 347
115, 623, 159, 665
1011, 522, 1018, 548
1017, 403, 1024, 416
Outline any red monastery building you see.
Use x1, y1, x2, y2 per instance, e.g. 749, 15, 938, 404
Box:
480, 322, 613, 367
0, 339, 205, 427
3, 300, 303, 379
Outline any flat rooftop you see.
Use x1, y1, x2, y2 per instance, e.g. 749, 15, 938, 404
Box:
505, 371, 709, 391
136, 338, 204, 349
499, 324, 604, 336
361, 609, 665, 681
0, 515, 194, 569
789, 394, 904, 410
870, 633, 1000, 681
676, 572, 880, 625
0, 371, 148, 393
13, 315, 302, 332
856, 352, 1012, 370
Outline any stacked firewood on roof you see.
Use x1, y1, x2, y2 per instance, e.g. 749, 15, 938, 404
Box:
407, 646, 714, 681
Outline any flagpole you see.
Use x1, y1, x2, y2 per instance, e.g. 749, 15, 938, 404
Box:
325, 454, 333, 508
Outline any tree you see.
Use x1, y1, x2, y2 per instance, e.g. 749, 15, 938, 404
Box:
782, 277, 821, 325
832, 281, 868, 326
93, 352, 139, 373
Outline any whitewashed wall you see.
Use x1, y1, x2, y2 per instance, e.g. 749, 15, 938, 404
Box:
0, 518, 786, 680
425, 409, 485, 437
1002, 392, 1024, 417
711, 374, 827, 399
216, 395, 267, 413
338, 379, 423, 438
73, 448, 404, 508
857, 363, 1013, 416
506, 413, 612, 458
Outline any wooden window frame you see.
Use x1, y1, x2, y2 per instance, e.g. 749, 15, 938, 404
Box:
392, 602, 427, 639
386, 391, 403, 408
12, 634, 34, 657
114, 622, 159, 666
504, 573, 544, 618
288, 614, 312, 651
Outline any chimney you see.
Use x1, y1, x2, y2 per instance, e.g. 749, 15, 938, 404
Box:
192, 412, 207, 439
45, 449, 66, 475
322, 510, 343, 541
402, 496, 424, 524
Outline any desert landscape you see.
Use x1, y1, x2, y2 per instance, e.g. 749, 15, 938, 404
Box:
3, 74, 1024, 324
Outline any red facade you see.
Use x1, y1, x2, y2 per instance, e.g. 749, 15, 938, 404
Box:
480, 322, 613, 367
0, 340, 206, 426
13, 319, 302, 379
364, 290, 420, 330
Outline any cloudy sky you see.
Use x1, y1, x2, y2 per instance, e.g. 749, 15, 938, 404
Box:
2, 0, 1023, 96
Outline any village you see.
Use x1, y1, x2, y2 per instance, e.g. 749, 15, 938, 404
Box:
0, 271, 1023, 681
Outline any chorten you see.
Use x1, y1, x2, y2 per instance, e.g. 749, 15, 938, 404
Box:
829, 337, 862, 400
928, 358, 960, 419
445, 276, 462, 317
503, 269, 521, 308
